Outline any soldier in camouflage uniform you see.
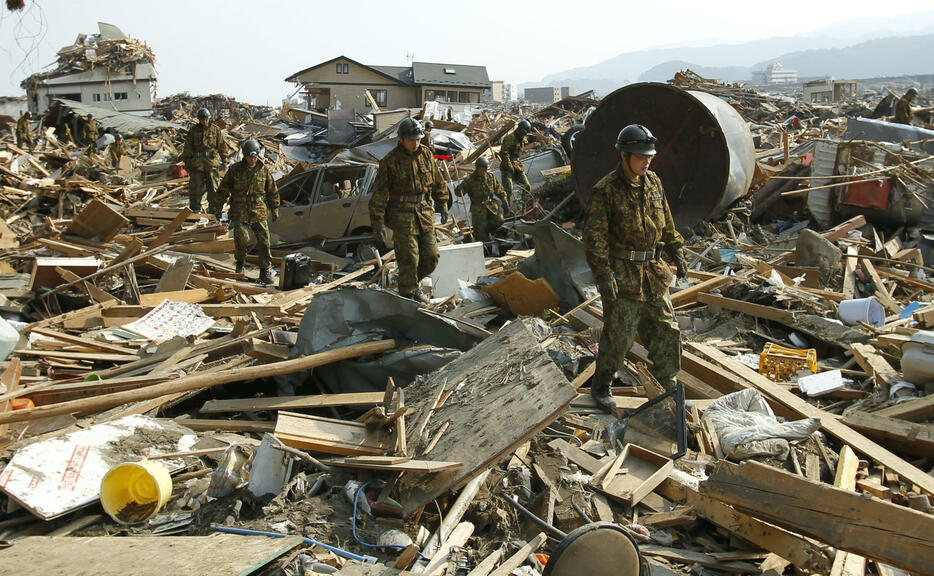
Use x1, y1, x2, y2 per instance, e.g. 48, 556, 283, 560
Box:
500, 119, 532, 198
79, 113, 99, 148
455, 156, 510, 246
423, 120, 435, 154
108, 133, 126, 167
216, 139, 279, 285
582, 124, 688, 411
369, 117, 449, 304
894, 88, 918, 125
182, 108, 228, 217
15, 112, 33, 151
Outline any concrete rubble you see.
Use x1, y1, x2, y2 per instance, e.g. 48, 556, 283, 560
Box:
1, 64, 934, 576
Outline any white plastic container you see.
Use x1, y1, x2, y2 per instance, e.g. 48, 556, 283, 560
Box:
0, 315, 20, 361
901, 330, 934, 385
838, 296, 885, 327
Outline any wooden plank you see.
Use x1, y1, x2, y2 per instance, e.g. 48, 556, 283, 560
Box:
174, 418, 276, 433
55, 266, 120, 304
154, 255, 195, 293
29, 327, 137, 356
701, 460, 934, 576
146, 208, 193, 249
323, 458, 463, 472
139, 288, 210, 306
547, 438, 604, 474
0, 534, 303, 576
872, 395, 934, 422
172, 239, 236, 254
102, 303, 283, 318
275, 411, 391, 456
842, 411, 934, 457
690, 343, 934, 497
423, 522, 474, 576
641, 506, 697, 527
843, 246, 859, 300
0, 358, 22, 442
13, 349, 138, 362
64, 198, 128, 242
488, 533, 547, 576
655, 478, 832, 572
200, 392, 384, 414
670, 274, 734, 305
245, 339, 291, 361
850, 343, 900, 390
858, 257, 901, 314
465, 548, 504, 576
641, 545, 761, 573
598, 444, 673, 506
834, 445, 860, 491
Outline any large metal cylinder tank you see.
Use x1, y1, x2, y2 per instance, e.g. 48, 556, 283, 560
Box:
572, 83, 756, 231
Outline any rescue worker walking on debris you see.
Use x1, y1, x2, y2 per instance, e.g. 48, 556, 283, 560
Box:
182, 108, 228, 217
894, 88, 918, 125
455, 156, 510, 247
582, 124, 688, 411
15, 111, 34, 151
500, 119, 532, 200
217, 139, 279, 285
108, 133, 126, 167
423, 120, 436, 154
369, 117, 449, 304
79, 113, 98, 148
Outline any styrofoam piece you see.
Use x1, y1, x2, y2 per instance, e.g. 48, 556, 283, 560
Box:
429, 242, 485, 299
797, 370, 845, 397
248, 434, 294, 497
0, 415, 196, 520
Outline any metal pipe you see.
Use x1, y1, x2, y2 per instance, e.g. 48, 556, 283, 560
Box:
572, 82, 756, 232
502, 495, 568, 541
210, 524, 377, 564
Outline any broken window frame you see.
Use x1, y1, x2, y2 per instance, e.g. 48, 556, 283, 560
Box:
611, 383, 688, 460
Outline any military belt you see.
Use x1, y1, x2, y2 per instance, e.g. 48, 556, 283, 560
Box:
399, 194, 425, 203
613, 248, 658, 262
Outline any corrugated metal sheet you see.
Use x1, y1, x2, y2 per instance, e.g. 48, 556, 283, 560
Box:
806, 139, 839, 227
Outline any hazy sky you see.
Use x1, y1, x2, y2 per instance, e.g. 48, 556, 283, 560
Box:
1, 1, 932, 106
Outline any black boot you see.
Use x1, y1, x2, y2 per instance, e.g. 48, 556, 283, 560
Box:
259, 268, 274, 284
235, 261, 244, 275
591, 380, 616, 412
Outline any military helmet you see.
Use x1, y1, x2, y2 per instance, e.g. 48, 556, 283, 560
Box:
115, 132, 123, 141
87, 113, 94, 119
906, 88, 919, 97
517, 119, 532, 134
424, 120, 434, 130
398, 117, 425, 140
23, 111, 31, 118
196, 108, 211, 121
242, 139, 262, 158
476, 157, 490, 170
615, 124, 658, 155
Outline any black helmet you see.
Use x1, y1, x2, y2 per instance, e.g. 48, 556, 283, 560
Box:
615, 124, 657, 155
87, 113, 94, 119
424, 120, 434, 130
23, 111, 31, 118
906, 88, 919, 97
398, 117, 425, 140
517, 120, 531, 134
196, 108, 211, 121
242, 139, 262, 158
476, 157, 490, 170
115, 133, 123, 141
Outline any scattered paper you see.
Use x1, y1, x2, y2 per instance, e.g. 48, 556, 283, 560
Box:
119, 298, 214, 340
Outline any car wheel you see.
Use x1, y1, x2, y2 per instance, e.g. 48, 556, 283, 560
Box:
562, 125, 584, 155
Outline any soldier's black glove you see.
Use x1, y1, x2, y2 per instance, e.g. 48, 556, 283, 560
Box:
438, 205, 449, 224
271, 209, 279, 223
597, 276, 617, 303
674, 249, 688, 279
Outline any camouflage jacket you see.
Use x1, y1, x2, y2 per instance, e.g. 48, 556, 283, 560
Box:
423, 132, 435, 154
80, 119, 98, 143
499, 130, 525, 172
894, 97, 913, 125
108, 140, 126, 165
15, 116, 32, 141
182, 123, 227, 171
369, 142, 448, 232
217, 160, 279, 223
455, 171, 508, 216
582, 167, 683, 301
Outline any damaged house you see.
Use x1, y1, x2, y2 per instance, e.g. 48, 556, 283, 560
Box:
285, 55, 490, 112
21, 22, 157, 115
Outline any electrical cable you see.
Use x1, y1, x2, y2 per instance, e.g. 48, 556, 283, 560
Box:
352, 479, 429, 561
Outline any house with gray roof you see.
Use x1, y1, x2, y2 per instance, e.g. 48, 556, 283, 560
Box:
285, 55, 490, 112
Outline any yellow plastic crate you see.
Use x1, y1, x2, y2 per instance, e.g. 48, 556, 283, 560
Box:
759, 343, 817, 381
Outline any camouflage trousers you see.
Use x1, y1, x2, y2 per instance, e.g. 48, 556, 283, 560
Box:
232, 219, 272, 269
15, 133, 33, 151
393, 225, 439, 297
470, 207, 503, 243
500, 166, 531, 198
188, 169, 221, 216
595, 293, 681, 390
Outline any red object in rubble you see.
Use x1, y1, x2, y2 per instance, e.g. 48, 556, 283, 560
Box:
839, 178, 892, 211
172, 162, 189, 179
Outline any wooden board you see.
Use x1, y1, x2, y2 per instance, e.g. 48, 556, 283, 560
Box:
64, 198, 129, 242
140, 288, 209, 306
701, 460, 934, 576
322, 458, 463, 472
200, 392, 384, 414
596, 444, 673, 506
396, 321, 576, 514
0, 533, 302, 576
154, 255, 195, 293
275, 411, 390, 456
872, 394, 934, 422
841, 411, 934, 457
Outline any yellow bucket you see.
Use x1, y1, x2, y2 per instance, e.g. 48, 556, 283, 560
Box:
100, 461, 172, 524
